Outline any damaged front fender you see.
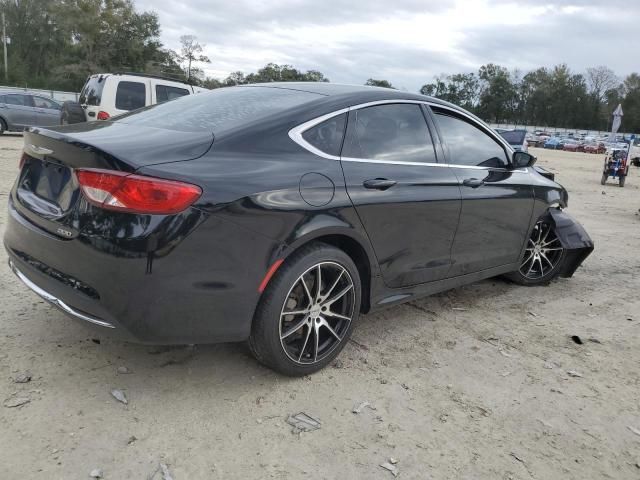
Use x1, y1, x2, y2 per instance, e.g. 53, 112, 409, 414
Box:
548, 209, 594, 278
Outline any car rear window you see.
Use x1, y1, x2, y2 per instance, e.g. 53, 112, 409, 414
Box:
79, 76, 106, 106
156, 84, 190, 103
115, 81, 146, 111
115, 86, 323, 133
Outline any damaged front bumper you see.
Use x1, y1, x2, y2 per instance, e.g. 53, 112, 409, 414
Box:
548, 209, 594, 277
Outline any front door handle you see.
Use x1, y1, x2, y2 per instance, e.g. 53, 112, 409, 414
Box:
363, 178, 397, 190
462, 178, 484, 188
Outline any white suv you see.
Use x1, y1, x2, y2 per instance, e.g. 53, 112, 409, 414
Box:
62, 73, 207, 124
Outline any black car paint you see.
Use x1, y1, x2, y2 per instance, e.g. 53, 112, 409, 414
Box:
4, 84, 591, 344
548, 209, 594, 277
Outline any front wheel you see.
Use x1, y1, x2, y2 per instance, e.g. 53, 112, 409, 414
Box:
619, 175, 626, 187
249, 243, 361, 376
601, 172, 608, 185
505, 217, 566, 286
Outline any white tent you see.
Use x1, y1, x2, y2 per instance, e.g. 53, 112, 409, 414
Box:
610, 104, 623, 141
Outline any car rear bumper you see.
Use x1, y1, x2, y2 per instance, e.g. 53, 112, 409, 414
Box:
9, 258, 115, 329
4, 197, 278, 344
6, 254, 140, 342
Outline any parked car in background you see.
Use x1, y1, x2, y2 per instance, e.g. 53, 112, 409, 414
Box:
544, 137, 562, 149
605, 142, 629, 153
496, 129, 528, 152
562, 140, 584, 152
0, 91, 62, 133
584, 143, 606, 154
629, 138, 640, 166
61, 73, 208, 124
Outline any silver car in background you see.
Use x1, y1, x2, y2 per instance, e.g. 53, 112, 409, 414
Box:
0, 91, 62, 133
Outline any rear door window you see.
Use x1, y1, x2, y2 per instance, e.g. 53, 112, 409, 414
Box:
342, 103, 436, 163
302, 113, 347, 157
115, 81, 146, 111
156, 84, 190, 103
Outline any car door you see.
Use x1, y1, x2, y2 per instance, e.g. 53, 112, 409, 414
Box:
340, 102, 462, 288
429, 106, 534, 276
2, 94, 36, 128
32, 96, 61, 126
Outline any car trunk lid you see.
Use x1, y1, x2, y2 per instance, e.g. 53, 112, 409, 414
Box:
13, 123, 212, 235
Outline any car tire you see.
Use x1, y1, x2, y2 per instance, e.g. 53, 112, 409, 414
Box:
505, 215, 567, 286
0, 117, 6, 134
601, 172, 608, 185
60, 101, 86, 125
249, 242, 361, 376
619, 175, 626, 187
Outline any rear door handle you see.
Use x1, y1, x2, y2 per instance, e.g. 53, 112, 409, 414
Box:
462, 178, 484, 188
363, 178, 397, 190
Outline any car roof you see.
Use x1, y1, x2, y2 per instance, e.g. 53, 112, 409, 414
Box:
238, 82, 454, 107
0, 90, 56, 97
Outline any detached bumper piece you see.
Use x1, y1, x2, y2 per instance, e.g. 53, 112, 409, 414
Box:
548, 209, 594, 278
8, 260, 115, 329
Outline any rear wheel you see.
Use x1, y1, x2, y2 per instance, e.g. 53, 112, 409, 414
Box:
249, 243, 361, 376
0, 118, 6, 134
600, 172, 608, 185
506, 217, 566, 286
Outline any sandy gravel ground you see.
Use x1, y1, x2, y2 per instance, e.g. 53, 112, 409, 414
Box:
0, 135, 639, 480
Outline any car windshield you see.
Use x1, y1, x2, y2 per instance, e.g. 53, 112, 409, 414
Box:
79, 76, 107, 106
497, 130, 526, 145
115, 86, 323, 133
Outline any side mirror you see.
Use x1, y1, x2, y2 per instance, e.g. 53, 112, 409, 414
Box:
512, 151, 536, 168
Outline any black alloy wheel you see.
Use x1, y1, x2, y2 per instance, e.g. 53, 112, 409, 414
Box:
249, 243, 361, 376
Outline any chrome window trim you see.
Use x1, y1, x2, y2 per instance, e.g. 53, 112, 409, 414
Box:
9, 260, 115, 329
341, 156, 527, 173
288, 107, 349, 161
288, 99, 523, 173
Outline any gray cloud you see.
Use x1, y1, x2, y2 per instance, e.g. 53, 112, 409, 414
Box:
137, 0, 636, 91
463, 6, 639, 77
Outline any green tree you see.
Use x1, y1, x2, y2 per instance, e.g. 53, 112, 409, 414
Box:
622, 73, 640, 133
420, 73, 479, 110
365, 78, 394, 89
476, 64, 516, 123
179, 35, 210, 83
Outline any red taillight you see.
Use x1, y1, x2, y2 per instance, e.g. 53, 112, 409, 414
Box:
19, 152, 27, 170
76, 169, 202, 215
97, 111, 110, 120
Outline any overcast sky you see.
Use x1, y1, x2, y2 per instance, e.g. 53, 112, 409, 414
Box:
137, 0, 636, 91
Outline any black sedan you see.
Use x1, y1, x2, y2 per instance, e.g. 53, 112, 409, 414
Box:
4, 83, 594, 375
